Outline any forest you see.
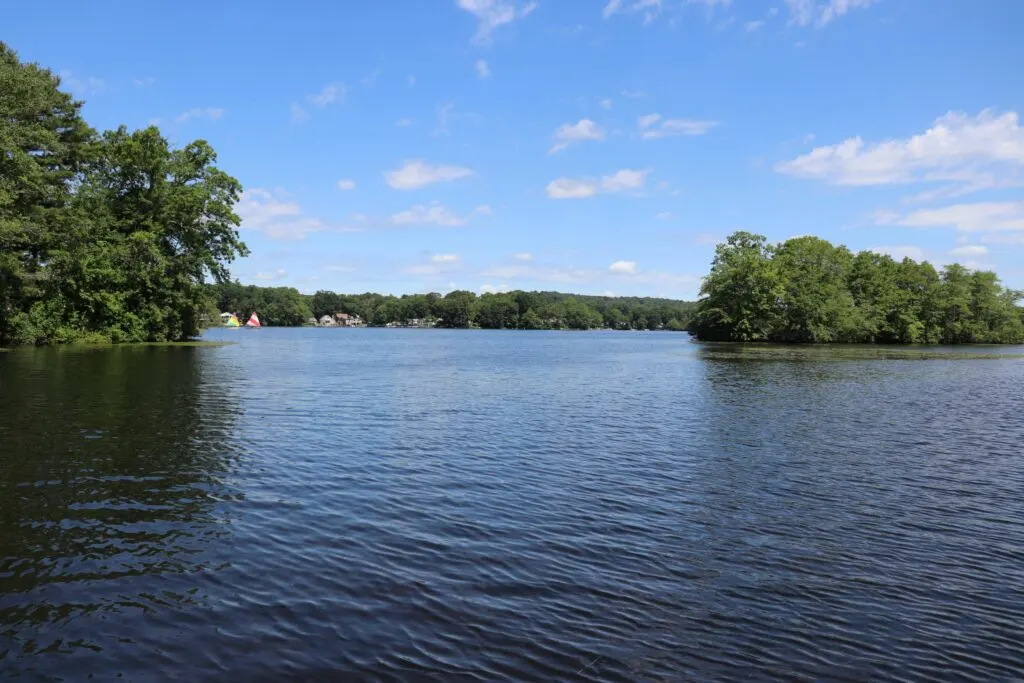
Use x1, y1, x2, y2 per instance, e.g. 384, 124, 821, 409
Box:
210, 283, 696, 331
692, 232, 1024, 344
0, 43, 247, 346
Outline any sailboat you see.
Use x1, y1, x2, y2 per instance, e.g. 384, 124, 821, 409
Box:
244, 312, 262, 329
225, 313, 240, 328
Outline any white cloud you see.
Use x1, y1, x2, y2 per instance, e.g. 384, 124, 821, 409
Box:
480, 283, 510, 294
638, 113, 662, 129
546, 178, 599, 199
290, 103, 309, 123
513, 252, 534, 261
479, 262, 699, 295
58, 70, 106, 97
776, 110, 1024, 195
768, 6, 780, 16
655, 211, 674, 220
236, 189, 331, 240
549, 118, 606, 154
336, 179, 356, 191
253, 269, 288, 282
601, 168, 650, 191
432, 253, 461, 263
132, 76, 156, 87
881, 202, 1024, 233
547, 169, 650, 199
949, 245, 988, 257
599, 98, 614, 110
870, 245, 926, 262
390, 202, 491, 227
457, 0, 538, 44
396, 118, 413, 127
384, 160, 475, 190
609, 260, 638, 275
603, 0, 663, 23
745, 20, 765, 32
785, 0, 877, 27
308, 82, 345, 107
639, 114, 719, 139
175, 107, 224, 123
475, 59, 491, 79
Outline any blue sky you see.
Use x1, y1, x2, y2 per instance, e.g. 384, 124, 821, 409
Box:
7, 0, 1024, 298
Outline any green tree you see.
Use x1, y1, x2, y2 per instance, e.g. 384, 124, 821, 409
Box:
475, 293, 519, 329
692, 231, 783, 341
0, 43, 94, 344
436, 290, 476, 328
773, 236, 859, 343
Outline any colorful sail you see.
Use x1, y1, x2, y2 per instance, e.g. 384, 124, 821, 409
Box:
245, 313, 262, 328
225, 314, 240, 327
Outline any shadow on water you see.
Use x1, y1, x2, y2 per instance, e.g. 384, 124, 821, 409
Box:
0, 346, 242, 675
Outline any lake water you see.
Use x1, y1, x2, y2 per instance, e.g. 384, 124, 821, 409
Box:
2, 329, 1023, 681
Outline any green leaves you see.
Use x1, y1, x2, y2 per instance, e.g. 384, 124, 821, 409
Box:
0, 42, 247, 346
693, 231, 1023, 345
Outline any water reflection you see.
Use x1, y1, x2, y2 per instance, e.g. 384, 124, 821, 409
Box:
0, 346, 241, 668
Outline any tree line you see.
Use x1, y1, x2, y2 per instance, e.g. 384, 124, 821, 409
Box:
0, 43, 247, 346
210, 284, 697, 331
692, 232, 1024, 344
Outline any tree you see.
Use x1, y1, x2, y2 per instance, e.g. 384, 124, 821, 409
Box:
692, 231, 783, 341
0, 43, 94, 344
475, 293, 519, 329
773, 236, 859, 343
436, 290, 476, 328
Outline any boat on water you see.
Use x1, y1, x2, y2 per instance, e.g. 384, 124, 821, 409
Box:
244, 313, 262, 329
224, 313, 241, 328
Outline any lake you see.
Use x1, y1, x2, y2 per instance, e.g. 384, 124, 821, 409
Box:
2, 329, 1023, 681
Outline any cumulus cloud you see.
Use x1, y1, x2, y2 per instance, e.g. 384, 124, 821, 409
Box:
546, 178, 599, 199
475, 59, 491, 79
513, 252, 534, 261
549, 118, 606, 154
432, 254, 461, 263
639, 113, 719, 139
599, 98, 614, 110
870, 245, 926, 262
949, 245, 988, 257
336, 179, 356, 191
609, 260, 638, 275
236, 189, 339, 240
480, 283, 510, 294
384, 160, 475, 190
546, 169, 651, 199
253, 269, 288, 282
132, 76, 156, 87
878, 202, 1024, 233
744, 20, 765, 32
390, 202, 491, 227
456, 0, 538, 44
479, 261, 700, 295
775, 110, 1024, 197
176, 107, 224, 123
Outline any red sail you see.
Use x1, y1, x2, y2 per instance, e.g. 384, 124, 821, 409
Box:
245, 313, 261, 328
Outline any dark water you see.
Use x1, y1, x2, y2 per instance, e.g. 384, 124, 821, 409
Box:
2, 330, 1023, 681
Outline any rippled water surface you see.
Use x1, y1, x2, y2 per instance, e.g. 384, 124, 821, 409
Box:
2, 329, 1023, 681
